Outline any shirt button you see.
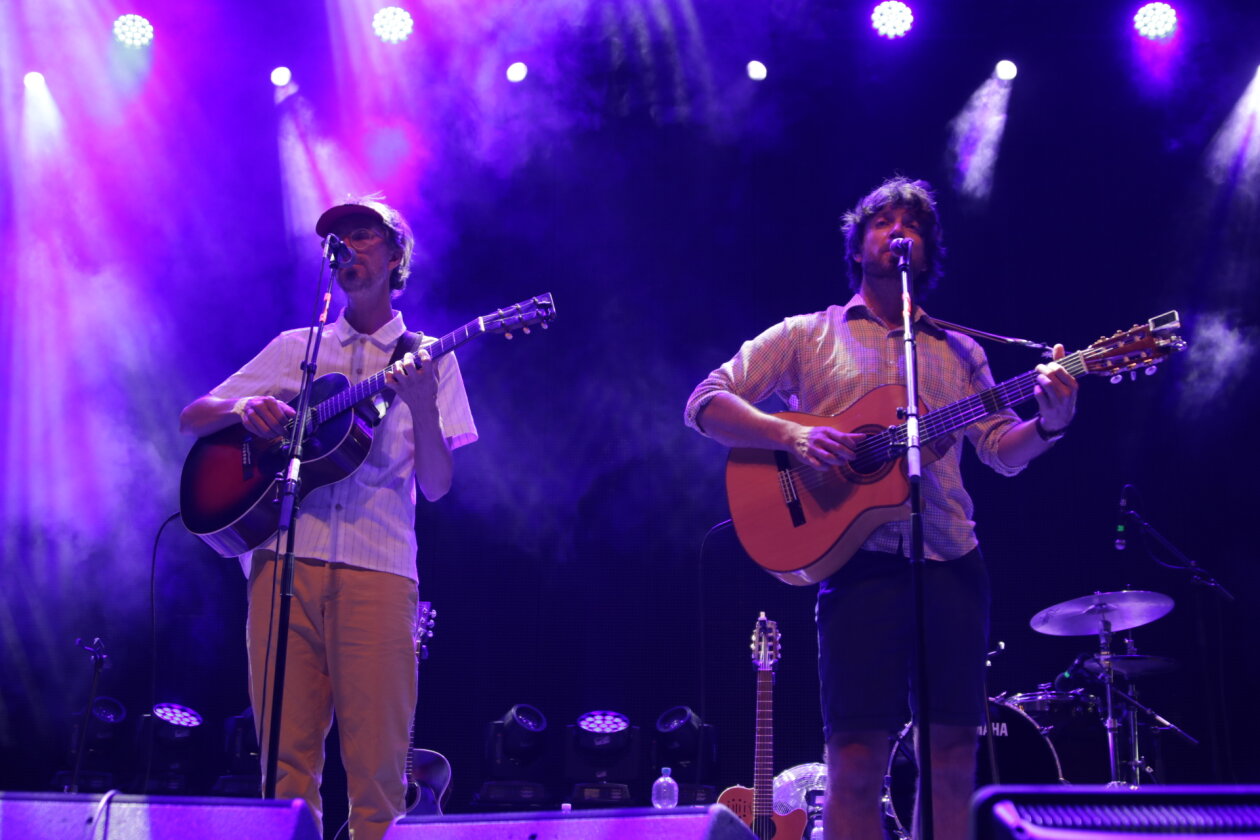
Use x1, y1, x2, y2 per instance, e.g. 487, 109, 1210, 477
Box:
355, 369, 363, 375
335, 504, 344, 511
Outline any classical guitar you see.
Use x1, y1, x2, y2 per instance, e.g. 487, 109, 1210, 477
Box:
718, 613, 808, 840
179, 293, 556, 556
725, 312, 1187, 585
404, 601, 452, 817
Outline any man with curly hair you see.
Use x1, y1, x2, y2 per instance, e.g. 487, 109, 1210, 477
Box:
685, 177, 1077, 840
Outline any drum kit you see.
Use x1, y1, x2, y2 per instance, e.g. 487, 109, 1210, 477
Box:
773, 589, 1199, 840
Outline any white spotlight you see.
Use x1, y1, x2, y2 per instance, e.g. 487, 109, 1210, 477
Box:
506, 62, 528, 83
23, 71, 47, 90
271, 67, 293, 87
747, 60, 767, 81
113, 14, 154, 48
995, 60, 1018, 81
372, 7, 414, 44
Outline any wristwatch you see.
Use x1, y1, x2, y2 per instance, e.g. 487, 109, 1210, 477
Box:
1035, 415, 1067, 442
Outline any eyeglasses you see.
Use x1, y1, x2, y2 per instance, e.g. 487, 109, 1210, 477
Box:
343, 227, 386, 247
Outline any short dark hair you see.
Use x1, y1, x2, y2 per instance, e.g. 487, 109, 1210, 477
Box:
839, 177, 946, 293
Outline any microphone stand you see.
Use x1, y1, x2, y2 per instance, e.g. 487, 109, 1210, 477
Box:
895, 241, 934, 840
262, 238, 340, 799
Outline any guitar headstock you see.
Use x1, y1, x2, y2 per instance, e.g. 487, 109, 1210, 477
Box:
482, 293, 556, 340
750, 611, 782, 672
415, 601, 436, 662
1079, 311, 1187, 383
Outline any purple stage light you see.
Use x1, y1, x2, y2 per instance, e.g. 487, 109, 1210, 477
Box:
506, 62, 528, 83
113, 14, 154, 48
1134, 3, 1177, 40
153, 703, 202, 728
747, 60, 768, 81
577, 711, 630, 734
372, 6, 415, 44
23, 71, 46, 91
995, 60, 1018, 81
271, 67, 293, 87
872, 1, 914, 39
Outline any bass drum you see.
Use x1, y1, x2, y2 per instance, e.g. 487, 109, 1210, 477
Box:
883, 701, 1063, 839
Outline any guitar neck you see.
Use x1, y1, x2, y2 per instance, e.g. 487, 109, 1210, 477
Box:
854, 349, 1087, 471
314, 317, 486, 424
753, 668, 775, 818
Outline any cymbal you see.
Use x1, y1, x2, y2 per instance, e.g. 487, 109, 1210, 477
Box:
1030, 590, 1174, 636
1083, 654, 1179, 679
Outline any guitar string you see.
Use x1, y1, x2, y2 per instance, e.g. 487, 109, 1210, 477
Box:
771, 348, 1113, 493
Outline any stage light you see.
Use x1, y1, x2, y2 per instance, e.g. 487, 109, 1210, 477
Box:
271, 67, 293, 87
747, 60, 767, 81
1134, 3, 1177, 40
566, 711, 641, 806
23, 71, 46, 91
872, 1, 914, 39
113, 14, 154, 48
654, 706, 717, 794
995, 60, 1018, 81
577, 710, 630, 735
506, 62, 528, 83
153, 702, 202, 729
372, 6, 414, 44
478, 704, 552, 806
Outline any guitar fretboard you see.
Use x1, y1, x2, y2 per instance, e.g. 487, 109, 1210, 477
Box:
312, 318, 487, 424
753, 668, 775, 818
852, 350, 1088, 472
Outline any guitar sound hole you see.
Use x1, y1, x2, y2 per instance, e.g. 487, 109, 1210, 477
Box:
840, 424, 895, 484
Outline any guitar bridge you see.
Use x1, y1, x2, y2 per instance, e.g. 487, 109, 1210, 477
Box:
774, 451, 807, 528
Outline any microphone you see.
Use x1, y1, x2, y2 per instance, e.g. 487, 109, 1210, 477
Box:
890, 237, 912, 257
1114, 484, 1131, 551
326, 234, 354, 268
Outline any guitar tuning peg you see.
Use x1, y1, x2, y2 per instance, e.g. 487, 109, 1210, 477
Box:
1129, 370, 1138, 382
1145, 366, 1157, 376
540, 322, 549, 329
504, 331, 514, 340
1109, 374, 1123, 384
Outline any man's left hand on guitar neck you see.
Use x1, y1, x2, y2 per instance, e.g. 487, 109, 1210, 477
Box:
997, 343, 1079, 468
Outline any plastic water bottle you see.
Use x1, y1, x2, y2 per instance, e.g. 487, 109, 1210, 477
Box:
650, 767, 679, 808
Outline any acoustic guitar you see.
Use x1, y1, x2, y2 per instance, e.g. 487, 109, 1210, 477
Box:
724, 312, 1187, 585
718, 613, 808, 840
404, 601, 451, 817
179, 293, 556, 556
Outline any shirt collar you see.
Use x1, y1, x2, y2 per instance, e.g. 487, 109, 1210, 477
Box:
839, 292, 945, 337
331, 309, 407, 348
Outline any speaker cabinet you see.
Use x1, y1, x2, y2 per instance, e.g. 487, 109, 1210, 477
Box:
971, 784, 1260, 840
0, 792, 320, 840
388, 804, 755, 839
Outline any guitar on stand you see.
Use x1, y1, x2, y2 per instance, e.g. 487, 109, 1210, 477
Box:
403, 601, 451, 816
724, 313, 1187, 585
719, 613, 808, 840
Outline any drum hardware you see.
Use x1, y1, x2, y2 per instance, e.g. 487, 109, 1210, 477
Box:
882, 701, 1065, 840
1030, 590, 1194, 788
774, 762, 827, 840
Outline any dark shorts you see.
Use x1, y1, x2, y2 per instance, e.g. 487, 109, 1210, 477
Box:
816, 547, 990, 738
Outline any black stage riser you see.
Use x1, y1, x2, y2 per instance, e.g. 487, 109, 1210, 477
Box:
388, 804, 755, 839
972, 784, 1260, 840
0, 792, 320, 840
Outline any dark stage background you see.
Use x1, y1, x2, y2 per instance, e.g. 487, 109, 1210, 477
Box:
3, 0, 1259, 834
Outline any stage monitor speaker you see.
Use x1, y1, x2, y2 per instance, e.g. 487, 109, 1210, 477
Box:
971, 784, 1260, 840
0, 791, 320, 840
388, 804, 755, 839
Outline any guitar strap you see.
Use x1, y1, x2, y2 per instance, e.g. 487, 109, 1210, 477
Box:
362, 330, 424, 427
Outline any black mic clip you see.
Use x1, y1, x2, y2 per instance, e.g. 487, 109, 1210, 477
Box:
326, 233, 354, 268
